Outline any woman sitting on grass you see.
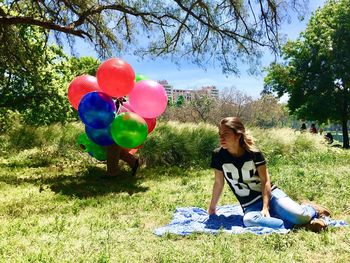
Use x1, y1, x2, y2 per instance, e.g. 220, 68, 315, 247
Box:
209, 117, 331, 232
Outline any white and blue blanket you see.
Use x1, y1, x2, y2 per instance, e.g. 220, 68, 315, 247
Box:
154, 204, 348, 236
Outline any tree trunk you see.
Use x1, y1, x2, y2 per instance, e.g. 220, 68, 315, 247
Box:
341, 118, 349, 149
106, 144, 121, 176
341, 87, 349, 149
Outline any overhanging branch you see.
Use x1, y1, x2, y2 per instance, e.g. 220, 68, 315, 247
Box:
0, 16, 90, 38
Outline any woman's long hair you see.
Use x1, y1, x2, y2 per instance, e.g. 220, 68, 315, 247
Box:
220, 117, 258, 152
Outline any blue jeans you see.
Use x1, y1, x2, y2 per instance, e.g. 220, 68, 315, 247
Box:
243, 188, 317, 229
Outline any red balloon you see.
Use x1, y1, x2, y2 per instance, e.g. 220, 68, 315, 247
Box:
144, 118, 156, 133
68, 75, 100, 110
97, 58, 135, 98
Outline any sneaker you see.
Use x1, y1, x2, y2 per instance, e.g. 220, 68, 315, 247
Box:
131, 159, 139, 176
302, 202, 332, 218
303, 218, 327, 232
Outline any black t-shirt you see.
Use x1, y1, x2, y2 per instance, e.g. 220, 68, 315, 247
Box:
210, 147, 276, 208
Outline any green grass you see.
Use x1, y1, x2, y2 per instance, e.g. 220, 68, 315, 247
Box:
0, 124, 349, 262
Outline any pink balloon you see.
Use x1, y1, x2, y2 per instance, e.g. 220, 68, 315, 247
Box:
68, 75, 100, 109
128, 80, 167, 118
96, 58, 135, 98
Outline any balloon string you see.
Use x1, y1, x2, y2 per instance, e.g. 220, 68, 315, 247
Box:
115, 96, 127, 115
117, 105, 123, 115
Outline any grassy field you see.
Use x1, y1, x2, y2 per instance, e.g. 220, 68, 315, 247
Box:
0, 123, 349, 262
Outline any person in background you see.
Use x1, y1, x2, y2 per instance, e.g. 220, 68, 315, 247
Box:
106, 97, 139, 177
300, 123, 307, 133
209, 117, 331, 232
319, 128, 324, 135
325, 132, 334, 144
310, 123, 317, 134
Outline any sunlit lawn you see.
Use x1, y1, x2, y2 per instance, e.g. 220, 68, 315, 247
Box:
0, 148, 349, 262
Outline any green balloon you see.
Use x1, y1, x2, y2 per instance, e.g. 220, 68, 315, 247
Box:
110, 112, 148, 149
135, 74, 149, 82
77, 133, 107, 161
77, 133, 91, 152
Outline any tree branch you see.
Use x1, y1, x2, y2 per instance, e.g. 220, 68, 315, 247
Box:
173, 0, 266, 48
0, 16, 91, 38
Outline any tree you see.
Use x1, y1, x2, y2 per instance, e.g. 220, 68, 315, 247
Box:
247, 94, 289, 128
0, 22, 101, 125
0, 24, 73, 125
221, 87, 253, 118
264, 0, 350, 148
176, 95, 185, 107
189, 93, 216, 122
67, 56, 100, 76
160, 86, 290, 127
1, 0, 308, 74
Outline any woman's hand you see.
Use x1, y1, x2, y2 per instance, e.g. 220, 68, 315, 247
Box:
261, 208, 270, 217
257, 164, 272, 218
208, 169, 224, 215
208, 205, 216, 215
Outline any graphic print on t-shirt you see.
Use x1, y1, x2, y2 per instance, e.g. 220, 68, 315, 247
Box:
211, 148, 275, 208
223, 161, 261, 197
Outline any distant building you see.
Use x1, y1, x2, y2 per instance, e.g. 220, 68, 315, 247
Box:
173, 89, 193, 102
158, 80, 173, 100
197, 86, 219, 99
158, 80, 219, 102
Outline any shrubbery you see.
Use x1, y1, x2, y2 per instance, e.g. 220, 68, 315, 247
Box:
252, 128, 328, 164
139, 123, 337, 167
0, 119, 84, 164
0, 109, 22, 134
138, 121, 218, 167
1, 120, 343, 169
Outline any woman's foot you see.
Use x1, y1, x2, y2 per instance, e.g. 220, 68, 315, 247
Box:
302, 218, 327, 232
302, 202, 332, 218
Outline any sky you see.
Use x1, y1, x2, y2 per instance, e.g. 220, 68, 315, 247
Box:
69, 0, 326, 99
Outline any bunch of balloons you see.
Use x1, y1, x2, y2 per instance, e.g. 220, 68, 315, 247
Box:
67, 58, 168, 160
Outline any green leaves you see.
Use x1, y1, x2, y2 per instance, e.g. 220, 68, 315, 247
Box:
1, 0, 309, 74
264, 0, 350, 147
0, 23, 100, 126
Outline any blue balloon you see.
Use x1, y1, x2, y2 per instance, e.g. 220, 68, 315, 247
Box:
85, 125, 115, 146
78, 91, 116, 129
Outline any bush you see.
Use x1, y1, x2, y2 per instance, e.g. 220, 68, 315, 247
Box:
138, 121, 219, 167
251, 128, 329, 164
0, 109, 22, 134
0, 121, 84, 164
1, 120, 342, 169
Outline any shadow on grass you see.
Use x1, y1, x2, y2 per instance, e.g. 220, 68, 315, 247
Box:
50, 166, 149, 198
0, 165, 149, 198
